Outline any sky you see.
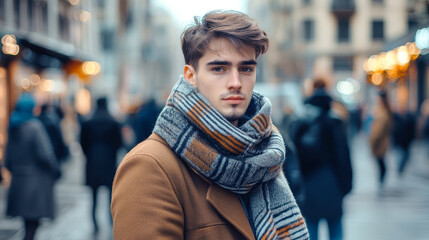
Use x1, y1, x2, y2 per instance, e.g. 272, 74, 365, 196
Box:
154, 0, 248, 28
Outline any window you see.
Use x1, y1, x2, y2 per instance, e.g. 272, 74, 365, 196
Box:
302, 0, 311, 6
372, 0, 383, 4
59, 1, 70, 41
101, 29, 115, 51
0, 0, 5, 23
372, 20, 384, 41
303, 19, 314, 42
13, 0, 20, 28
41, 1, 48, 33
408, 19, 418, 31
338, 18, 350, 42
333, 56, 353, 71
27, 0, 34, 31
97, 0, 105, 7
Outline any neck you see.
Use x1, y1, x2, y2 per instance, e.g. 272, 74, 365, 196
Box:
230, 120, 239, 127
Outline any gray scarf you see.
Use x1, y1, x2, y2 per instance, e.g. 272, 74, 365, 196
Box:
153, 77, 309, 239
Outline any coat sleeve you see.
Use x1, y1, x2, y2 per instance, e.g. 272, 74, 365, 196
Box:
33, 121, 60, 177
330, 118, 353, 196
111, 153, 184, 239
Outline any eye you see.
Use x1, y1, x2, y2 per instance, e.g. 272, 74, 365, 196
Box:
211, 67, 225, 73
240, 66, 254, 73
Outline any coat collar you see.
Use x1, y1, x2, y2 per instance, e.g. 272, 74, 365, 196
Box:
206, 183, 255, 240
151, 134, 255, 240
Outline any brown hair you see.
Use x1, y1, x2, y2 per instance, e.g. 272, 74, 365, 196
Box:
313, 77, 328, 90
181, 10, 269, 70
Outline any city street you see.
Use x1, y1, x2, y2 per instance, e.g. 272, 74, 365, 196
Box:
1, 131, 429, 240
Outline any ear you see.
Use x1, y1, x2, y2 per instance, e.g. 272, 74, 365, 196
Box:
184, 65, 197, 87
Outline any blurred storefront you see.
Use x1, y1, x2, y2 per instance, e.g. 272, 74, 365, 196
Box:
0, 0, 100, 179
363, 26, 429, 113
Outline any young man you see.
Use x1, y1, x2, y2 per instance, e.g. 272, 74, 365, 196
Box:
111, 10, 309, 240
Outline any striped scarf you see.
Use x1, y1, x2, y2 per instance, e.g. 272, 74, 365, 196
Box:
153, 77, 309, 240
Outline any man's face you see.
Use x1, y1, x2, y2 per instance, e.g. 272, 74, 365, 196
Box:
184, 38, 257, 126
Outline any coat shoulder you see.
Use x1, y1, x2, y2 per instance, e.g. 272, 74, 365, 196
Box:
122, 134, 183, 174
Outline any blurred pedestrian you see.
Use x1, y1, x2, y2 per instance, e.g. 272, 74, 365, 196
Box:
278, 106, 305, 207
130, 98, 161, 146
38, 102, 69, 164
369, 90, 392, 190
291, 78, 352, 240
282, 132, 305, 207
80, 97, 123, 233
392, 102, 416, 175
5, 93, 60, 240
111, 10, 309, 239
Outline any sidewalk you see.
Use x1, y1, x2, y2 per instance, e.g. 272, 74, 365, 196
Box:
342, 132, 429, 240
1, 132, 429, 240
0, 142, 115, 240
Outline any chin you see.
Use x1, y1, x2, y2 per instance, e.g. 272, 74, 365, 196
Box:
223, 111, 245, 122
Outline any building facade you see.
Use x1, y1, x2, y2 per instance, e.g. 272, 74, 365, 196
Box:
248, 0, 413, 116
0, 0, 100, 172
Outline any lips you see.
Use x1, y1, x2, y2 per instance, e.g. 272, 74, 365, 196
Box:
223, 95, 244, 105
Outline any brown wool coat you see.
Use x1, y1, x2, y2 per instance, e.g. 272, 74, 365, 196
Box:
369, 107, 392, 158
111, 133, 255, 240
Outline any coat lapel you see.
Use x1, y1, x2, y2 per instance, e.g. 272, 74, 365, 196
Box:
206, 184, 255, 240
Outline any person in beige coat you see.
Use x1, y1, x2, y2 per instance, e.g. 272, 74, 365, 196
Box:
369, 90, 392, 188
111, 10, 309, 240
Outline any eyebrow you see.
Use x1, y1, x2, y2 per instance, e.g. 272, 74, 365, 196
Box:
206, 60, 257, 66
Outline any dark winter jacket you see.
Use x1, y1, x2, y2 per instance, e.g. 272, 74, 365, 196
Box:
392, 112, 416, 149
132, 99, 161, 145
291, 89, 352, 221
6, 94, 60, 219
80, 102, 122, 188
38, 104, 69, 163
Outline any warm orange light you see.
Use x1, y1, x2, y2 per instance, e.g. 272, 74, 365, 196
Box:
407, 42, 421, 61
1, 35, 16, 45
20, 78, 31, 90
82, 61, 101, 75
397, 46, 410, 66
1, 34, 19, 55
68, 0, 80, 5
75, 88, 91, 115
80, 11, 91, 23
367, 55, 378, 73
371, 72, 383, 86
384, 51, 397, 70
39, 79, 55, 92
29, 74, 41, 85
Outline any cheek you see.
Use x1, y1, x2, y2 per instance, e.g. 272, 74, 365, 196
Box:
243, 80, 255, 94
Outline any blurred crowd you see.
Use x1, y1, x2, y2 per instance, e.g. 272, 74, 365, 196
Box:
1, 76, 429, 239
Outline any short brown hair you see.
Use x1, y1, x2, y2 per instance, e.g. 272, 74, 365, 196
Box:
181, 10, 269, 70
313, 77, 328, 90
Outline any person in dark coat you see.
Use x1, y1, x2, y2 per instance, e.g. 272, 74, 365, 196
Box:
38, 103, 69, 164
282, 133, 305, 207
392, 106, 416, 175
80, 97, 123, 233
5, 93, 60, 240
131, 98, 161, 145
278, 107, 305, 207
291, 78, 352, 240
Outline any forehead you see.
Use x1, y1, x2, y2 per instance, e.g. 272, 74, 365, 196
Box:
202, 38, 256, 61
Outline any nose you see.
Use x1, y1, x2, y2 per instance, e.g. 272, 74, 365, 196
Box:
227, 69, 241, 90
